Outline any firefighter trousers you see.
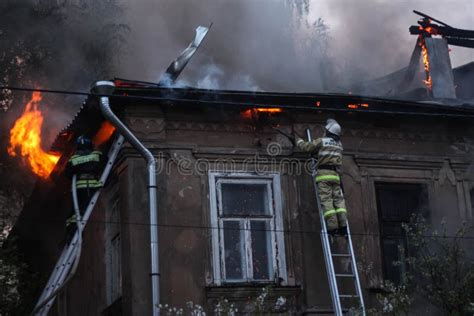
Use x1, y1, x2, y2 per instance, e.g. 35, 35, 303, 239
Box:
316, 179, 347, 231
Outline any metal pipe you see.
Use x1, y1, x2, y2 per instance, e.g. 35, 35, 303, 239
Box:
93, 81, 160, 316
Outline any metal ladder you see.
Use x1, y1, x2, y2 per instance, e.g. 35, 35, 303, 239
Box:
33, 134, 125, 315
306, 129, 365, 316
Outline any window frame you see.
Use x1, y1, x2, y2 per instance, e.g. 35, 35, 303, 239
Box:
105, 186, 122, 305
209, 172, 287, 286
375, 182, 428, 284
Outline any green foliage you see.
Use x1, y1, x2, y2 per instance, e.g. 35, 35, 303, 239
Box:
402, 215, 474, 315
0, 214, 38, 316
369, 216, 474, 315
157, 286, 291, 315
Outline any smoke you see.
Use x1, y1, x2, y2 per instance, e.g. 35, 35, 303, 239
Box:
118, 0, 328, 92
118, 0, 473, 92
311, 0, 474, 80
1, 0, 128, 141
0, 0, 129, 222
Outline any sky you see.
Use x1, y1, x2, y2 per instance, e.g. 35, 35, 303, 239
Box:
307, 0, 474, 70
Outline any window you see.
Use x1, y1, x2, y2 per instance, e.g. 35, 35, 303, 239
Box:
469, 186, 474, 217
209, 173, 287, 285
106, 188, 122, 304
375, 183, 428, 284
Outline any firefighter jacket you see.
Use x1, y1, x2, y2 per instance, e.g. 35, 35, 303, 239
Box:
296, 135, 343, 182
66, 149, 105, 189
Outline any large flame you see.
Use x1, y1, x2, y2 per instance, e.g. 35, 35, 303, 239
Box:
419, 37, 433, 90
7, 92, 60, 178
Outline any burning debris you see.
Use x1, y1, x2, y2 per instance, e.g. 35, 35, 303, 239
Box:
347, 103, 369, 109
7, 92, 60, 179
408, 10, 474, 98
241, 108, 283, 120
419, 38, 433, 90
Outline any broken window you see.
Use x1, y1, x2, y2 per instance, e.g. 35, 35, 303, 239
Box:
375, 183, 428, 284
106, 187, 122, 304
209, 173, 287, 285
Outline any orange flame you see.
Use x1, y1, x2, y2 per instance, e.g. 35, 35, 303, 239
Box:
418, 25, 438, 36
347, 103, 369, 109
242, 108, 282, 119
419, 37, 433, 90
7, 92, 60, 178
92, 121, 116, 146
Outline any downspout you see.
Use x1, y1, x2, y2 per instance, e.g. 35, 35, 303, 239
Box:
92, 81, 160, 316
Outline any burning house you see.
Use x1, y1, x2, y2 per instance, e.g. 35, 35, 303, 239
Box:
9, 12, 474, 316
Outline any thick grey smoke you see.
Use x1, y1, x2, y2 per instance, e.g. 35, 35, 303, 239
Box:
118, 0, 473, 92
118, 0, 331, 92
0, 0, 128, 224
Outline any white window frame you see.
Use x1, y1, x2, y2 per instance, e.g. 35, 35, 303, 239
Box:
209, 172, 287, 285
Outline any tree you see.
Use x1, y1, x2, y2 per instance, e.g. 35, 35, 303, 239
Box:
0, 1, 128, 314
0, 197, 38, 316
372, 216, 474, 315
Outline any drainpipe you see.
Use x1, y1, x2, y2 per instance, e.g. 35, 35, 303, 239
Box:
92, 81, 160, 316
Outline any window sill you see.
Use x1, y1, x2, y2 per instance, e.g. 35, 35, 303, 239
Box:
205, 284, 301, 300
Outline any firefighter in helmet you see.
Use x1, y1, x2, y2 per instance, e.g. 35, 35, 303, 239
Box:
65, 135, 105, 228
295, 119, 347, 235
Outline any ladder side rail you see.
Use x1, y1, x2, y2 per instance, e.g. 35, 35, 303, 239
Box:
35, 175, 85, 316
306, 129, 343, 316
40, 135, 125, 315
36, 173, 89, 307
33, 135, 124, 315
345, 224, 366, 315
34, 234, 76, 305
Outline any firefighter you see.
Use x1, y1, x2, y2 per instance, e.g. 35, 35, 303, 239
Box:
65, 135, 105, 229
295, 119, 347, 236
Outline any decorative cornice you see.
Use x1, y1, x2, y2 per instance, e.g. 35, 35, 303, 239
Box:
166, 121, 254, 133
163, 121, 463, 143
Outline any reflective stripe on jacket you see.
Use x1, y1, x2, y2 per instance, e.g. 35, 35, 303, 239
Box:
69, 151, 102, 166
296, 136, 343, 168
76, 179, 103, 189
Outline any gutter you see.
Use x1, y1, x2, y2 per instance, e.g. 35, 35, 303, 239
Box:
93, 81, 160, 316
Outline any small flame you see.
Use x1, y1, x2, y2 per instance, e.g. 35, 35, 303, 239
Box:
93, 121, 116, 146
315, 101, 321, 107
347, 103, 369, 109
418, 25, 438, 36
7, 92, 60, 178
242, 108, 282, 119
419, 37, 433, 90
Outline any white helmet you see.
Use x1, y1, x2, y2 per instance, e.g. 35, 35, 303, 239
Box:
325, 119, 341, 136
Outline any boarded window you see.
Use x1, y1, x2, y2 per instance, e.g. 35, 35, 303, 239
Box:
375, 183, 428, 284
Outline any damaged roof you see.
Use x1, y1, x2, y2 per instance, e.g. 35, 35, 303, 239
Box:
50, 80, 474, 154
349, 61, 474, 103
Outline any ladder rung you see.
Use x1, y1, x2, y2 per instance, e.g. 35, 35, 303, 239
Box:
339, 294, 359, 298
335, 273, 355, 277
332, 253, 351, 257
